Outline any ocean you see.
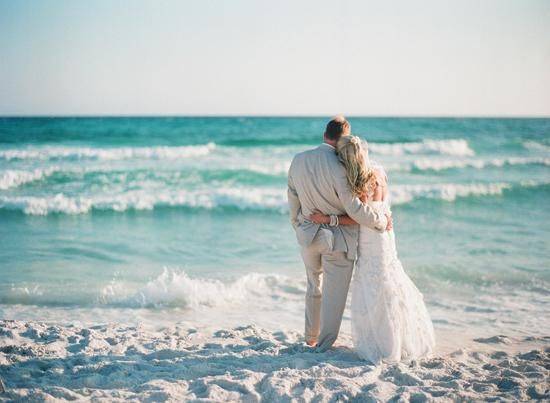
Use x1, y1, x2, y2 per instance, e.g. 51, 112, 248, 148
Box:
0, 117, 549, 341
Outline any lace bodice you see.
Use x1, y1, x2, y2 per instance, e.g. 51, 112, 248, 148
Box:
359, 200, 393, 259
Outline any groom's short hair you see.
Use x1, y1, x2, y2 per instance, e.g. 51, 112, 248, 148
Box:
324, 116, 350, 141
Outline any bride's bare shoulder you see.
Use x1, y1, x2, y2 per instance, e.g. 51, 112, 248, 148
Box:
369, 164, 388, 201
371, 165, 388, 185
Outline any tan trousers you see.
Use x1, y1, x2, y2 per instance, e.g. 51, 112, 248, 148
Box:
300, 228, 354, 351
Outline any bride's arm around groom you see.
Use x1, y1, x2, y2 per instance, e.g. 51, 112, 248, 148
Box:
287, 143, 389, 235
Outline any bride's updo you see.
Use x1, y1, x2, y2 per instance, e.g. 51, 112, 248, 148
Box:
336, 135, 377, 198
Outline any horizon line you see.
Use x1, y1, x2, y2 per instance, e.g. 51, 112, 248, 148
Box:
1, 114, 549, 119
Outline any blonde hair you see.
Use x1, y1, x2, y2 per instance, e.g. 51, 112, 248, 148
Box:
336, 135, 377, 198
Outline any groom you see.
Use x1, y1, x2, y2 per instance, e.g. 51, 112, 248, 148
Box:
287, 116, 392, 351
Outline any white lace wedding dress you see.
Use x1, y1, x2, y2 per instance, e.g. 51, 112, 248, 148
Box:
351, 183, 436, 364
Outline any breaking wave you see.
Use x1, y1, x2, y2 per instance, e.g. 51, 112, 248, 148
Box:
0, 168, 56, 190
0, 155, 548, 192
1, 181, 546, 215
101, 269, 304, 308
0, 156, 547, 192
3, 269, 305, 309
0, 187, 286, 215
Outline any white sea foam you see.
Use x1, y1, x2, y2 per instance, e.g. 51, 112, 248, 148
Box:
523, 140, 550, 153
0, 155, 546, 193
0, 193, 93, 215
1, 270, 302, 311
368, 138, 475, 157
1, 180, 545, 215
0, 139, 474, 163
0, 143, 216, 161
242, 161, 291, 175
0, 168, 56, 190
401, 156, 550, 172
390, 183, 512, 204
0, 187, 286, 215
100, 269, 302, 309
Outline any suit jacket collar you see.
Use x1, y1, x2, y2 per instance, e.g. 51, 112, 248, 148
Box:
319, 143, 336, 152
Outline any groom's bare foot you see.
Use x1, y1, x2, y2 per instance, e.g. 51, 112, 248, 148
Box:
306, 340, 317, 347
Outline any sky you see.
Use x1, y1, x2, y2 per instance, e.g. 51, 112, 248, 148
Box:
0, 0, 549, 116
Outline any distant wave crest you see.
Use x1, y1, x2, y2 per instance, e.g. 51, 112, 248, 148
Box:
523, 140, 550, 153
391, 183, 510, 204
0, 139, 473, 162
401, 156, 550, 172
0, 143, 216, 161
368, 139, 475, 157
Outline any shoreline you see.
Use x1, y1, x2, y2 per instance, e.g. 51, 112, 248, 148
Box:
0, 320, 547, 401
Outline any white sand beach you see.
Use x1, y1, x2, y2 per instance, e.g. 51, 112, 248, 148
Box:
0, 320, 548, 402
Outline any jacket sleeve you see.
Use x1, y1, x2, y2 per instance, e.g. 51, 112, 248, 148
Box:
287, 168, 301, 229
332, 165, 387, 232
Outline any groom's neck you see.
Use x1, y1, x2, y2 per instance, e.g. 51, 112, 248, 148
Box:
323, 139, 337, 148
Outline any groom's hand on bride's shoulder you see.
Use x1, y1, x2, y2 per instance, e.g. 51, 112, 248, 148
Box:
385, 214, 393, 231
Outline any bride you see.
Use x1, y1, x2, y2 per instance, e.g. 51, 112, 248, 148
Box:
309, 135, 435, 363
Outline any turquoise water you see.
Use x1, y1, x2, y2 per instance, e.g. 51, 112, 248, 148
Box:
0, 117, 549, 336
